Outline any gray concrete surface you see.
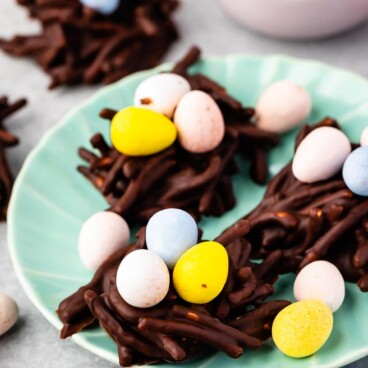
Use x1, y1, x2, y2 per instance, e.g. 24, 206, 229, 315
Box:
1, 0, 368, 366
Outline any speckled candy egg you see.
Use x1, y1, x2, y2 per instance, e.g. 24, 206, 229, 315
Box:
294, 261, 345, 312
116, 249, 170, 308
292, 127, 351, 183
272, 300, 333, 358
256, 80, 311, 133
174, 90, 225, 153
360, 127, 368, 146
173, 241, 229, 304
343, 146, 368, 196
0, 293, 19, 336
111, 107, 177, 156
79, 211, 130, 271
79, 0, 120, 15
134, 73, 191, 118
146, 208, 198, 268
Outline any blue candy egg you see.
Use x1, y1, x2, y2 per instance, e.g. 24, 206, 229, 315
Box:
146, 209, 198, 268
342, 146, 368, 196
79, 0, 120, 15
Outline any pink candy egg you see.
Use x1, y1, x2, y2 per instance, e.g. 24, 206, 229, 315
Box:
256, 80, 311, 134
174, 90, 225, 153
78, 211, 130, 271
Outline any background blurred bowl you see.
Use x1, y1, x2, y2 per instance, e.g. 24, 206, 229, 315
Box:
216, 0, 368, 40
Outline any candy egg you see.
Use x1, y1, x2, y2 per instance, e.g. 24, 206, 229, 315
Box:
0, 293, 19, 336
256, 80, 311, 133
134, 73, 191, 118
342, 146, 368, 196
272, 300, 333, 358
111, 107, 177, 156
173, 241, 228, 304
79, 0, 120, 15
79, 211, 130, 271
292, 127, 351, 183
294, 261, 345, 312
174, 90, 225, 153
146, 208, 198, 268
116, 249, 170, 308
360, 127, 368, 146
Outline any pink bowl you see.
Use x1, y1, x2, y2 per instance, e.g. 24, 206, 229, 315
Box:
216, 0, 368, 40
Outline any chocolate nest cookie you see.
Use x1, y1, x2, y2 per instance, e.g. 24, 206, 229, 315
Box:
245, 118, 368, 292
0, 0, 179, 88
78, 47, 279, 226
58, 221, 290, 366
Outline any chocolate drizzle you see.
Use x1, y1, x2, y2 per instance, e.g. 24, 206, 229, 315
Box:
0, 0, 178, 88
243, 118, 368, 292
0, 97, 27, 221
57, 224, 290, 366
78, 47, 280, 226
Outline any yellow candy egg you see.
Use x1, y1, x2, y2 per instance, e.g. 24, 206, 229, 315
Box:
173, 241, 228, 304
272, 300, 333, 358
110, 107, 177, 156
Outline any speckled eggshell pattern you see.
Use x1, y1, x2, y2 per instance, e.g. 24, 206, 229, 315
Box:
116, 249, 170, 308
272, 300, 333, 358
134, 73, 191, 118
256, 80, 311, 134
78, 211, 130, 271
174, 90, 225, 153
294, 261, 345, 312
292, 127, 351, 183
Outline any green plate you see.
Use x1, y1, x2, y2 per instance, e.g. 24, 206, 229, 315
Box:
8, 55, 368, 368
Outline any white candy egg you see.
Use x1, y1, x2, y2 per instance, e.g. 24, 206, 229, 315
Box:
294, 260, 345, 312
116, 249, 170, 308
360, 127, 368, 146
174, 90, 225, 153
0, 293, 19, 336
134, 73, 191, 118
256, 80, 311, 133
79, 211, 130, 271
292, 127, 351, 183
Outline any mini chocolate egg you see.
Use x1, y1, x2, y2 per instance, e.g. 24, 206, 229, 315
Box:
79, 211, 130, 271
116, 249, 170, 308
292, 127, 351, 183
342, 146, 368, 196
294, 261, 345, 312
79, 0, 120, 15
256, 80, 311, 133
110, 107, 177, 156
173, 241, 228, 304
361, 127, 368, 146
146, 208, 198, 268
272, 300, 333, 358
134, 73, 191, 118
0, 293, 19, 336
174, 90, 225, 153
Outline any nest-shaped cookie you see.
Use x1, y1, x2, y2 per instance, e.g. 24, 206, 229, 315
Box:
78, 47, 279, 226
244, 118, 368, 292
0, 0, 179, 88
58, 221, 290, 366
